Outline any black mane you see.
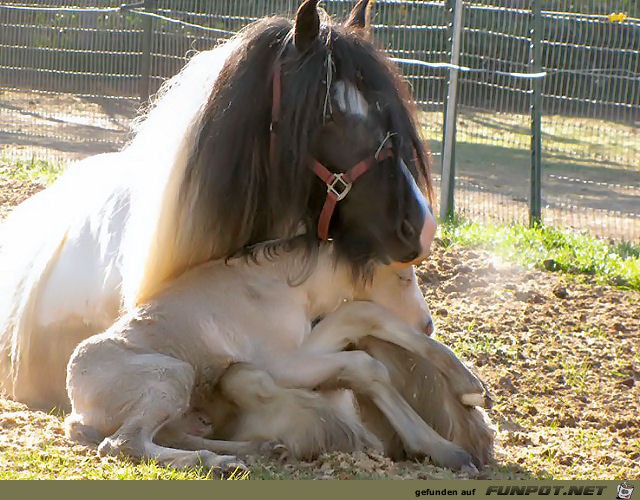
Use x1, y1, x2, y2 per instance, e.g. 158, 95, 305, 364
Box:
182, 15, 432, 271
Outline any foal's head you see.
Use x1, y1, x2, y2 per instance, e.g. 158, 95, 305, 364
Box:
356, 264, 434, 337
187, 0, 436, 275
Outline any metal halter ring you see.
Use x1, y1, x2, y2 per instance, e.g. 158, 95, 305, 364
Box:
327, 173, 352, 201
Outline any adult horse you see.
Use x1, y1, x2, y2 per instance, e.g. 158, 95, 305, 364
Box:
0, 0, 436, 410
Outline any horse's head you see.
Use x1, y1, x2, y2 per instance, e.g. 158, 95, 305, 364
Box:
185, 0, 436, 274
308, 85, 435, 266
283, 0, 436, 267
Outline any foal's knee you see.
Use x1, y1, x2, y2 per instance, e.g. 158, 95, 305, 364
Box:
219, 363, 280, 409
342, 351, 391, 392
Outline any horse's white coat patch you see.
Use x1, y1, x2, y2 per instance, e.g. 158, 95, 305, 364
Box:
334, 81, 368, 117
35, 157, 132, 327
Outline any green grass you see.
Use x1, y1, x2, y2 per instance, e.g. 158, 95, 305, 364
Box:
0, 445, 251, 480
0, 156, 66, 185
438, 216, 640, 290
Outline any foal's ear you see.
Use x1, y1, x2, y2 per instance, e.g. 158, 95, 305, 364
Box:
345, 0, 372, 37
294, 0, 320, 52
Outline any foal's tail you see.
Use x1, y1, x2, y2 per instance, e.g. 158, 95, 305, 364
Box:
358, 338, 495, 467
216, 363, 383, 460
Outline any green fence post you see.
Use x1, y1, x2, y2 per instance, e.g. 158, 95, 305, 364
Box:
440, 0, 463, 222
139, 0, 154, 103
529, 0, 543, 226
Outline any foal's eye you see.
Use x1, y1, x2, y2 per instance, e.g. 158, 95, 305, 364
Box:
395, 271, 413, 284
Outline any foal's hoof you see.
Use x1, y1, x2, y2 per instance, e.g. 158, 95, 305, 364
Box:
449, 370, 485, 400
432, 446, 478, 475
254, 440, 289, 462
460, 391, 492, 409
204, 453, 248, 476
271, 443, 290, 462
97, 436, 125, 457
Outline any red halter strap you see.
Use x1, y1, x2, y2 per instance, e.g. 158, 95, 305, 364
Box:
312, 146, 393, 240
269, 59, 394, 240
270, 59, 282, 168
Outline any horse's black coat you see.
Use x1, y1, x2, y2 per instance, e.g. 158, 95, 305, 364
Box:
183, 0, 433, 277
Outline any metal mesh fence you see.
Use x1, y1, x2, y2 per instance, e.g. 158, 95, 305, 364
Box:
0, 0, 638, 241
448, 1, 639, 242
0, 1, 140, 160
538, 1, 639, 241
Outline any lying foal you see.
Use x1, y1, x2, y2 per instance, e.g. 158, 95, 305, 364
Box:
188, 329, 494, 468
66, 245, 488, 472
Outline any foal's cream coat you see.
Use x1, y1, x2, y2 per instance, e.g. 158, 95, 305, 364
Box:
66, 247, 488, 472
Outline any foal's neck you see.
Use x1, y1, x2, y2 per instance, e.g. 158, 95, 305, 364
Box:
299, 250, 358, 320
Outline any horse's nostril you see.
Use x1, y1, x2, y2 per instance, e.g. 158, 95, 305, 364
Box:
400, 249, 420, 263
399, 218, 417, 241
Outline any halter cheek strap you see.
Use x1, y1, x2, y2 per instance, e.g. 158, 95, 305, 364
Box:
270, 59, 282, 168
312, 146, 393, 240
270, 59, 394, 241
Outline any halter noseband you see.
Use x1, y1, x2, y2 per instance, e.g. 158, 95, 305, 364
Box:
270, 59, 393, 241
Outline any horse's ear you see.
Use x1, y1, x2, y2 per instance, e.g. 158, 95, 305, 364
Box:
345, 0, 372, 37
294, 0, 320, 52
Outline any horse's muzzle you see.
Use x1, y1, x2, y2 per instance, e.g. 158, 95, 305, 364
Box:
419, 205, 437, 256
392, 205, 437, 267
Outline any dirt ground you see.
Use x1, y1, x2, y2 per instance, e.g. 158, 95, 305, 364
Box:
0, 175, 638, 479
0, 90, 134, 162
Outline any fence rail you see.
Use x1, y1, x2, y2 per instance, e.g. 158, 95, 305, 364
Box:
0, 0, 638, 242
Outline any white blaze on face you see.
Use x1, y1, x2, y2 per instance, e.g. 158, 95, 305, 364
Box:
333, 81, 368, 117
334, 80, 435, 257
398, 158, 435, 256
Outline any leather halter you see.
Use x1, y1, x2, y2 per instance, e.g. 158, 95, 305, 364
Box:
311, 146, 392, 240
270, 60, 282, 169
270, 59, 394, 240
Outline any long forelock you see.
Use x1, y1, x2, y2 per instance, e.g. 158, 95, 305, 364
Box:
172, 16, 432, 275
331, 31, 433, 203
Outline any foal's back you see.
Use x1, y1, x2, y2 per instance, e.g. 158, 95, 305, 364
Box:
110, 247, 429, 376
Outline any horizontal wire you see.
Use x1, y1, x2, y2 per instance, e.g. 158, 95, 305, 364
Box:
133, 10, 236, 37
1, 3, 637, 81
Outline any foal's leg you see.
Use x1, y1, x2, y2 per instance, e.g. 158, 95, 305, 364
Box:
267, 350, 476, 471
68, 342, 246, 473
303, 301, 488, 407
99, 421, 246, 473
157, 434, 284, 458
156, 420, 285, 459
96, 366, 247, 472
358, 338, 495, 468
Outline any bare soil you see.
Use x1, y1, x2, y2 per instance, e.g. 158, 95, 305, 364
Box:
0, 90, 134, 162
0, 176, 638, 479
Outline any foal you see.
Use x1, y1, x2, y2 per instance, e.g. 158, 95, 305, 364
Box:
187, 318, 494, 469
66, 244, 488, 472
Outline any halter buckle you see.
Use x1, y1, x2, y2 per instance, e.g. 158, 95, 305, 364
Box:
327, 173, 352, 201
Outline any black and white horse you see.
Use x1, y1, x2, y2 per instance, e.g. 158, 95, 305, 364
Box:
0, 0, 436, 411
